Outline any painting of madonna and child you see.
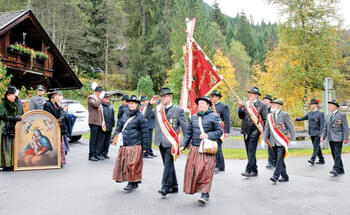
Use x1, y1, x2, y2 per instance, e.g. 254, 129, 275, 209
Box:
14, 110, 61, 171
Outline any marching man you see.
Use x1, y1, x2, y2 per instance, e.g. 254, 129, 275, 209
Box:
321, 100, 348, 176
238, 87, 268, 177
150, 87, 188, 197
262, 98, 296, 184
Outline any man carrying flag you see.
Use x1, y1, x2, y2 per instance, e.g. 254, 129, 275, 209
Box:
262, 98, 296, 184
238, 87, 268, 177
150, 87, 188, 197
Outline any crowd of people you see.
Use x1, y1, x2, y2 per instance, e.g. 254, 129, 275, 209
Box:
0, 85, 73, 170
0, 84, 348, 206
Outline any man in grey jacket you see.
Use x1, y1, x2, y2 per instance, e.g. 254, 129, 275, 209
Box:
262, 98, 296, 183
29, 85, 46, 110
150, 87, 188, 197
295, 98, 325, 165
321, 100, 349, 176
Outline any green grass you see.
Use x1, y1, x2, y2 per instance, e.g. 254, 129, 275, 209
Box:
181, 145, 350, 160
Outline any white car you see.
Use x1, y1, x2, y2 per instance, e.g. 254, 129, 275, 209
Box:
62, 99, 90, 142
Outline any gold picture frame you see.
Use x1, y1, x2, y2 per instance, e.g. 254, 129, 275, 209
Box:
14, 110, 61, 171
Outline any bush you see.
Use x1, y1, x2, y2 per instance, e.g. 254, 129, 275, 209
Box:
136, 75, 155, 98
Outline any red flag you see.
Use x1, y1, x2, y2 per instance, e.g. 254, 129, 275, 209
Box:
187, 41, 222, 115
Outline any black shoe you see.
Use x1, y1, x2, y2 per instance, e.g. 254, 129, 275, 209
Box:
168, 187, 178, 194
241, 172, 250, 177
249, 172, 258, 177
104, 155, 110, 159
266, 163, 274, 169
279, 177, 289, 182
123, 183, 133, 191
315, 160, 325, 164
338, 171, 345, 175
96, 155, 105, 160
2, 166, 14, 171
89, 156, 98, 161
307, 160, 315, 165
129, 182, 138, 191
150, 153, 157, 157
330, 170, 338, 176
143, 154, 153, 159
270, 177, 278, 183
214, 168, 220, 174
198, 193, 209, 205
158, 189, 167, 197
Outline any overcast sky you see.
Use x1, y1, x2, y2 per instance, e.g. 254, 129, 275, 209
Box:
203, 0, 350, 28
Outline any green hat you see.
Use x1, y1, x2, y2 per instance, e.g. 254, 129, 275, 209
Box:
140, 95, 148, 102
263, 95, 273, 101
271, 98, 284, 105
159, 87, 173, 96
247, 87, 261, 96
309, 98, 319, 105
210, 90, 222, 98
94, 86, 103, 92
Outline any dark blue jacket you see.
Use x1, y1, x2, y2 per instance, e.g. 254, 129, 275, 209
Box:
238, 100, 268, 135
114, 109, 150, 150
214, 102, 230, 133
102, 102, 115, 132
296, 110, 325, 136
181, 110, 223, 148
117, 104, 128, 120
142, 103, 155, 129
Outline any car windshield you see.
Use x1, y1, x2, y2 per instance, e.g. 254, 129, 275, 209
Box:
62, 101, 86, 114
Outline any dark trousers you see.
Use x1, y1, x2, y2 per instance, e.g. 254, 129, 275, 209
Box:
273, 146, 288, 179
159, 144, 178, 191
215, 142, 225, 170
99, 131, 112, 156
329, 141, 344, 173
89, 124, 101, 158
267, 145, 276, 166
145, 129, 154, 155
244, 130, 259, 173
310, 136, 324, 162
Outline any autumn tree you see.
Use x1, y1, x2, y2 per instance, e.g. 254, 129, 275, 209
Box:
266, 0, 343, 113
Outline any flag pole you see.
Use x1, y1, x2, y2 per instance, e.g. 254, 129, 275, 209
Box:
192, 40, 272, 148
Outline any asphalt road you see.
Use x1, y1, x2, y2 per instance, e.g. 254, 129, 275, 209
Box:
1, 139, 350, 215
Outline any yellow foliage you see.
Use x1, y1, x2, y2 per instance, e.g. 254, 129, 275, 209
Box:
213, 49, 238, 102
254, 47, 323, 117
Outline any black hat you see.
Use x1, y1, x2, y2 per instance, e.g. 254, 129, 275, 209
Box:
47, 90, 59, 99
94, 86, 103, 92
127, 95, 140, 104
37, 85, 45, 91
247, 87, 261, 96
121, 95, 129, 101
210, 90, 222, 98
263, 95, 273, 101
195, 96, 212, 106
6, 86, 17, 95
159, 87, 173, 96
103, 92, 111, 98
140, 95, 148, 102
271, 98, 284, 105
309, 98, 319, 105
328, 100, 339, 107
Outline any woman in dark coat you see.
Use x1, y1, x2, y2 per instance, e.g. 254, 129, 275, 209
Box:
43, 90, 69, 165
0, 86, 22, 171
112, 95, 150, 192
181, 96, 223, 205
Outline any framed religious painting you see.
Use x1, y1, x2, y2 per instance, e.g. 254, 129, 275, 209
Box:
14, 110, 61, 171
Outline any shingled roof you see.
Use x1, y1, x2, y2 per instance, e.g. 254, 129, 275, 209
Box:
0, 10, 26, 30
